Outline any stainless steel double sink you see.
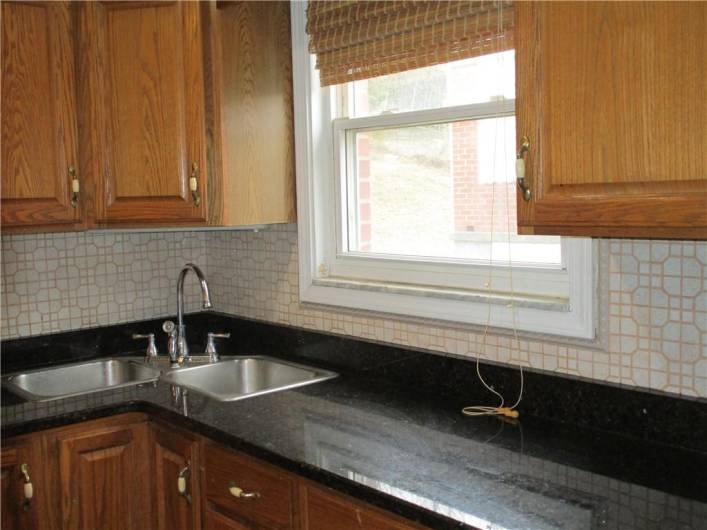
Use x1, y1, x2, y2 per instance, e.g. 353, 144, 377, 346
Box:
2, 356, 337, 403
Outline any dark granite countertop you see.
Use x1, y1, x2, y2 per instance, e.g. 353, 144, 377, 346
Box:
2, 314, 707, 530
2, 361, 706, 529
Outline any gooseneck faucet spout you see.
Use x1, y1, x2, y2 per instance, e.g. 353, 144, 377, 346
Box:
175, 263, 212, 363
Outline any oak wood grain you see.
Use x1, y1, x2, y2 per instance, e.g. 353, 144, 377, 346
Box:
204, 443, 297, 530
209, 1, 296, 226
152, 422, 202, 530
1, 1, 83, 231
43, 415, 152, 530
516, 1, 707, 239
204, 508, 252, 530
1, 436, 44, 530
82, 1, 208, 224
299, 482, 424, 530
6, 414, 429, 530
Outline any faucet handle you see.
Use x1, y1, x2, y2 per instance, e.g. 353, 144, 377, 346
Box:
162, 320, 180, 366
205, 332, 230, 362
132, 333, 158, 361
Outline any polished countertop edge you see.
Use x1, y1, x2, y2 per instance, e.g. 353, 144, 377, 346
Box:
3, 359, 707, 530
0, 399, 470, 530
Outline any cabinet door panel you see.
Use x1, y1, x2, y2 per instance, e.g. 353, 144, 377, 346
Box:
212, 0, 296, 226
1, 1, 81, 229
55, 422, 151, 530
1, 437, 43, 530
153, 423, 201, 530
84, 1, 207, 224
516, 1, 707, 238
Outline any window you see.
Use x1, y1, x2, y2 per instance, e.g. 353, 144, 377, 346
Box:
292, 2, 594, 339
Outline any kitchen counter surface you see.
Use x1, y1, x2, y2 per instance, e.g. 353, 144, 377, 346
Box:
3, 354, 706, 530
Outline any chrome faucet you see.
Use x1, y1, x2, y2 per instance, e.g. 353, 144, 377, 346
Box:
165, 263, 212, 366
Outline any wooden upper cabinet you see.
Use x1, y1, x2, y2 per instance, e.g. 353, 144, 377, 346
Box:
206, 1, 296, 226
1, 1, 83, 231
80, 0, 208, 225
516, 1, 707, 239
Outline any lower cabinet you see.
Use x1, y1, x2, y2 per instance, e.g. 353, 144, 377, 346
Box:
299, 482, 423, 530
2, 413, 425, 530
44, 414, 152, 530
204, 508, 254, 530
153, 422, 202, 530
1, 435, 44, 530
203, 444, 297, 530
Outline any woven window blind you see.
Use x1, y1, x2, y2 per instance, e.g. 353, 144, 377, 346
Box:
306, 0, 514, 86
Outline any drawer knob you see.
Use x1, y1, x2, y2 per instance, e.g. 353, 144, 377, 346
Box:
228, 481, 260, 500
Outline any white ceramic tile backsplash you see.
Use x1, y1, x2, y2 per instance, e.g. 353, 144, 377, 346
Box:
1, 231, 208, 337
1, 225, 706, 398
207, 225, 707, 399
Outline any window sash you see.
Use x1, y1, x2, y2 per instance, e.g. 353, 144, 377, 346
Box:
329, 98, 568, 298
291, 0, 595, 339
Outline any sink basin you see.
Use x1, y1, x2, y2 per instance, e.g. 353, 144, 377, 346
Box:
2, 359, 161, 402
161, 356, 337, 401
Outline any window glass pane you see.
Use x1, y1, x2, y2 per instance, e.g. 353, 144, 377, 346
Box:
350, 51, 515, 118
345, 117, 561, 266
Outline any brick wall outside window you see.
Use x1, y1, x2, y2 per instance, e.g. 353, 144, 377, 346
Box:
452, 120, 517, 233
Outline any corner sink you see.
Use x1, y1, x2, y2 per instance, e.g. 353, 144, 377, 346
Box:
161, 356, 337, 402
2, 359, 161, 402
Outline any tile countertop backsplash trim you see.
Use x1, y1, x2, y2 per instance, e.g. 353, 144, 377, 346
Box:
2, 225, 706, 398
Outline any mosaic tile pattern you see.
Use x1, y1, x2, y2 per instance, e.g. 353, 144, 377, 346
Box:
1, 225, 705, 398
1, 231, 208, 337
207, 225, 707, 399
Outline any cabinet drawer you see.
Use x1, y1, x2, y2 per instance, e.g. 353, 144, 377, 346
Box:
300, 483, 424, 530
204, 445, 296, 530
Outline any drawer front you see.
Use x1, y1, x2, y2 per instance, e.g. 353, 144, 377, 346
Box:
204, 445, 296, 530
301, 483, 423, 530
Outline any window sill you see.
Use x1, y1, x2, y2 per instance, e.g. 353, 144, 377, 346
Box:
312, 277, 570, 312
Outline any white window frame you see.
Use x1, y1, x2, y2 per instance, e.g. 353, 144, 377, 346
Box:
290, 1, 596, 339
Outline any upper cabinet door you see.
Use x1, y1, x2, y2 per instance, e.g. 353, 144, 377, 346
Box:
82, 1, 207, 225
516, 1, 707, 239
1, 1, 82, 230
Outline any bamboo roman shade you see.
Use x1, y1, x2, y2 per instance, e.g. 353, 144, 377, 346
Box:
306, 0, 514, 86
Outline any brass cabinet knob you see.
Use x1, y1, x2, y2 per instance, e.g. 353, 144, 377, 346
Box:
516, 136, 532, 201
228, 481, 260, 499
20, 463, 33, 510
69, 166, 80, 207
189, 163, 201, 206
177, 463, 192, 504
